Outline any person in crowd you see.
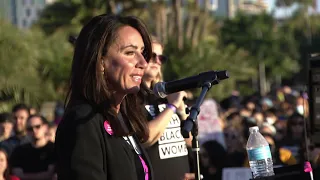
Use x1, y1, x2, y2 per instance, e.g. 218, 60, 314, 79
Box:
259, 124, 296, 166
10, 115, 55, 180
0, 148, 19, 180
264, 108, 278, 125
53, 102, 64, 125
223, 126, 246, 167
272, 120, 286, 145
0, 113, 13, 142
29, 107, 37, 116
199, 140, 227, 180
142, 35, 191, 180
295, 95, 309, 117
252, 110, 264, 127
46, 123, 57, 143
279, 113, 305, 163
1, 104, 31, 156
260, 97, 273, 111
55, 14, 154, 180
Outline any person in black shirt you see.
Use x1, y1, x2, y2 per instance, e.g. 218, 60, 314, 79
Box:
1, 104, 31, 156
11, 115, 55, 180
143, 36, 192, 180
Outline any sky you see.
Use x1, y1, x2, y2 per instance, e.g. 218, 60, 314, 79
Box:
265, 0, 320, 18
265, 0, 275, 12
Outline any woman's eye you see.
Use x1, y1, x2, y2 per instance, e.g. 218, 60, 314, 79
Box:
125, 51, 135, 56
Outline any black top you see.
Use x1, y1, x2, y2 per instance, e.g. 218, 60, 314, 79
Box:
145, 95, 190, 180
10, 142, 55, 173
55, 102, 153, 180
0, 135, 32, 156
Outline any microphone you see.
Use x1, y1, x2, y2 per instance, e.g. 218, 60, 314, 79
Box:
153, 70, 229, 98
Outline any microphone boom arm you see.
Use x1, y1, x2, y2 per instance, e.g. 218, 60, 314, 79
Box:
181, 81, 215, 180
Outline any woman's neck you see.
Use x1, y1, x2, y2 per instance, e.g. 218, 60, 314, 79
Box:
113, 93, 126, 113
143, 78, 152, 89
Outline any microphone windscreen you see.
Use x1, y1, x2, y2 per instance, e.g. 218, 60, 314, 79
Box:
153, 82, 167, 98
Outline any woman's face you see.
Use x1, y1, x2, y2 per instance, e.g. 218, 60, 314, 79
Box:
0, 151, 7, 174
103, 26, 148, 95
144, 43, 163, 80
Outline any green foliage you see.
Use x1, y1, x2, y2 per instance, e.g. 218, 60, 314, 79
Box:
163, 36, 257, 100
36, 1, 81, 35
36, 0, 105, 35
0, 20, 72, 112
220, 12, 300, 80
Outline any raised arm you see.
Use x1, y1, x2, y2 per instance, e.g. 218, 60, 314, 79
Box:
144, 91, 187, 147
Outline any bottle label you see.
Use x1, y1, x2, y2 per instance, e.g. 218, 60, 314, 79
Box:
247, 146, 272, 161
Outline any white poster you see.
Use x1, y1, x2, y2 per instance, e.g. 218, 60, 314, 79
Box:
198, 99, 225, 147
145, 104, 188, 159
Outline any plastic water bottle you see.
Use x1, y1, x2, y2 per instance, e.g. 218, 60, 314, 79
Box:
246, 126, 274, 179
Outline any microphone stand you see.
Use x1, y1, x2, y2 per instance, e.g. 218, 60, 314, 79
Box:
181, 81, 214, 180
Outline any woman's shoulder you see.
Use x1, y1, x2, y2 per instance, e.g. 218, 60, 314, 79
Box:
66, 101, 97, 117
58, 102, 104, 129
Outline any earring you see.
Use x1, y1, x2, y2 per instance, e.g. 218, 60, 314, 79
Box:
101, 67, 105, 75
101, 61, 105, 75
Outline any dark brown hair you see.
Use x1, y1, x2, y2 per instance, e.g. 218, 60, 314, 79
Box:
66, 14, 152, 142
12, 103, 30, 115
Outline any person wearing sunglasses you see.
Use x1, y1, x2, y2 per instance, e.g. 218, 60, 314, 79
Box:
142, 36, 192, 180
10, 115, 55, 180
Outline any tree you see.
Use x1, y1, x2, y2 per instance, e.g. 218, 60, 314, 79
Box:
0, 21, 57, 112
220, 12, 300, 82
163, 36, 257, 100
36, 1, 81, 35
0, 20, 74, 112
35, 29, 73, 97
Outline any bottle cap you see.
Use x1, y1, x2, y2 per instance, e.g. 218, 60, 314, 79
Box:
249, 126, 259, 133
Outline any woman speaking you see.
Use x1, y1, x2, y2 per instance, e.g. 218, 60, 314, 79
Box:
55, 14, 153, 180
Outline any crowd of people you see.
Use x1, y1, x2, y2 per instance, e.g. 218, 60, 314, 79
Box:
1, 87, 318, 180
0, 104, 57, 180
197, 86, 320, 179
1, 13, 320, 180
